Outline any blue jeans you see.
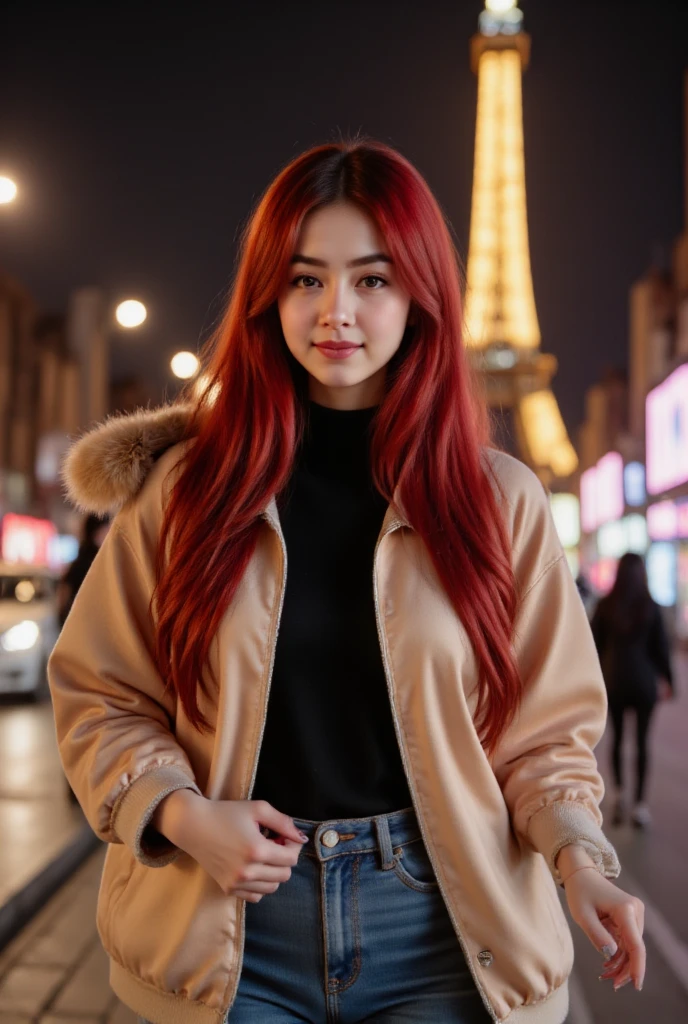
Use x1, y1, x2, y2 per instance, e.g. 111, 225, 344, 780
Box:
139, 806, 490, 1023
227, 805, 490, 1023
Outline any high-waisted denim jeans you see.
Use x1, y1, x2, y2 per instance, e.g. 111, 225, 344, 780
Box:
141, 806, 491, 1023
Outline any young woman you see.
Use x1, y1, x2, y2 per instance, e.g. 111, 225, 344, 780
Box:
591, 552, 674, 828
49, 140, 646, 1024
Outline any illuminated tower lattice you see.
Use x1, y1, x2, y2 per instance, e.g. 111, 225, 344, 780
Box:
464, 0, 577, 482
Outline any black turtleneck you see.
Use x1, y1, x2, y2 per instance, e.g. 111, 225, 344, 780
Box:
251, 400, 412, 821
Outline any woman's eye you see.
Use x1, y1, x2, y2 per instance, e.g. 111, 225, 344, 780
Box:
360, 275, 387, 289
292, 274, 320, 289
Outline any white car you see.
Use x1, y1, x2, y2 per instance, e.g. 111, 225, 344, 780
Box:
0, 563, 60, 699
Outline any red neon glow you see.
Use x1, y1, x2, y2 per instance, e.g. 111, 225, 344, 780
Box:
589, 558, 618, 595
1, 514, 57, 566
646, 364, 688, 495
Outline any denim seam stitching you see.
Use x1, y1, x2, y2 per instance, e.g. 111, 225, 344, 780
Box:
328, 855, 363, 993
392, 848, 440, 893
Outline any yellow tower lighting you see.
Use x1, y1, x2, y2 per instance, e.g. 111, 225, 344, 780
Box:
520, 390, 578, 478
464, 47, 540, 349
463, 1, 578, 481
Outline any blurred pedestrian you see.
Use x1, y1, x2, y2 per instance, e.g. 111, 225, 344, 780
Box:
56, 512, 110, 627
48, 141, 646, 1023
575, 571, 596, 619
591, 552, 674, 829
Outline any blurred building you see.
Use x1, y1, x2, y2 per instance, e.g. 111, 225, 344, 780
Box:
0, 274, 153, 547
463, 0, 577, 486
576, 69, 688, 643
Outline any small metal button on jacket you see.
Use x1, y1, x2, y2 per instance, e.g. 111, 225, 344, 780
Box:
477, 950, 494, 967
321, 829, 340, 848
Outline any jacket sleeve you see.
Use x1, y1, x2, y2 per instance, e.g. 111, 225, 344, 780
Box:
48, 516, 202, 868
492, 471, 620, 885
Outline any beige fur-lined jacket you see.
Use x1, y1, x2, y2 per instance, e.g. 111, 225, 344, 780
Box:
48, 405, 619, 1024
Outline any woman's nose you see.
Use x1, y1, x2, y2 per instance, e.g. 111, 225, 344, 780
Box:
319, 308, 355, 328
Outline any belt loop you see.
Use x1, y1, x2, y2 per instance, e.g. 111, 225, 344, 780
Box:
374, 814, 396, 870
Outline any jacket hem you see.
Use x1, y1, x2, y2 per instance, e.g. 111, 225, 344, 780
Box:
110, 959, 224, 1024
501, 981, 569, 1023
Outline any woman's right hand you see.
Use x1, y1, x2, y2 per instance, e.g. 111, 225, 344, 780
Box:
153, 791, 309, 901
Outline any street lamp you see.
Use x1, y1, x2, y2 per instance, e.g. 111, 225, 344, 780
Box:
115, 299, 147, 328
0, 176, 18, 204
171, 351, 200, 379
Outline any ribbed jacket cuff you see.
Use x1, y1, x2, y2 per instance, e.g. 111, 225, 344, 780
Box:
112, 765, 202, 867
527, 800, 621, 885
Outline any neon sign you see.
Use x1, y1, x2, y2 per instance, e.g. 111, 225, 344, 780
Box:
646, 364, 688, 494
580, 452, 624, 532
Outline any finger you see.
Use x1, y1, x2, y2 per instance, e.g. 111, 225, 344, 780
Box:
612, 963, 633, 992
241, 863, 291, 884
256, 838, 303, 868
233, 878, 280, 895
599, 953, 630, 981
233, 889, 263, 903
578, 908, 619, 959
254, 801, 310, 845
599, 946, 628, 972
610, 904, 646, 990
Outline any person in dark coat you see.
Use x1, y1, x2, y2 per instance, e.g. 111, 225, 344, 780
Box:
57, 513, 110, 628
591, 552, 674, 828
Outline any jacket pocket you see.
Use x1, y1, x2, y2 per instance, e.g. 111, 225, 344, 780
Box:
97, 845, 136, 957
392, 837, 440, 893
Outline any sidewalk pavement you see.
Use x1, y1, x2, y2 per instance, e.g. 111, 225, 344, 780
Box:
0, 699, 100, 951
0, 846, 134, 1024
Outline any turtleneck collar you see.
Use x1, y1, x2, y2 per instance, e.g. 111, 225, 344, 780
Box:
300, 399, 378, 485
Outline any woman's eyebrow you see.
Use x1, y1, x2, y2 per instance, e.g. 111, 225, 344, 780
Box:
290, 253, 393, 268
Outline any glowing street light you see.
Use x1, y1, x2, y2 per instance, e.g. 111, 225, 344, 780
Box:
0, 176, 18, 204
115, 299, 147, 328
171, 351, 200, 379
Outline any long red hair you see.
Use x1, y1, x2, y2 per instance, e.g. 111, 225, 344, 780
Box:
155, 140, 521, 754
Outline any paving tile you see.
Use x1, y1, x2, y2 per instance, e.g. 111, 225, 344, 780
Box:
50, 942, 110, 1016
19, 931, 87, 969
0, 965, 64, 1015
0, 850, 104, 978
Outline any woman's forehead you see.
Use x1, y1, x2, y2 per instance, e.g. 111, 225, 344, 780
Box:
294, 202, 387, 262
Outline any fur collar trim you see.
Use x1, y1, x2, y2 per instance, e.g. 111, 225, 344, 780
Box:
62, 404, 193, 516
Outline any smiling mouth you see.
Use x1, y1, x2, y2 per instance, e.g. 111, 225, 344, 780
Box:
314, 341, 362, 350
313, 341, 362, 360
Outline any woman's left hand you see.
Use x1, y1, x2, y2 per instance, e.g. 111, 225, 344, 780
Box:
564, 868, 645, 991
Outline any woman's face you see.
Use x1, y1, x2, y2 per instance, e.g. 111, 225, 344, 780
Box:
277, 201, 412, 409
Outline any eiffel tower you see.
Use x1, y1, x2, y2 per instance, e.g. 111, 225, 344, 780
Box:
464, 0, 577, 485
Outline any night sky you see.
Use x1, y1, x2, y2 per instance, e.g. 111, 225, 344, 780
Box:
2, 0, 687, 438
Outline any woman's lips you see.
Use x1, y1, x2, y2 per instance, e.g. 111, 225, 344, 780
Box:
314, 342, 362, 360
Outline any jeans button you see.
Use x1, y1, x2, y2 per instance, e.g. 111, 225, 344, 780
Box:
477, 950, 494, 968
321, 829, 340, 848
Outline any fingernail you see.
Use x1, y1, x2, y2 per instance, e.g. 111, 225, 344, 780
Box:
297, 830, 309, 842
614, 978, 632, 991
601, 944, 616, 960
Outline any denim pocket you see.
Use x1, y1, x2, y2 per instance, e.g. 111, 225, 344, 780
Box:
392, 836, 440, 892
